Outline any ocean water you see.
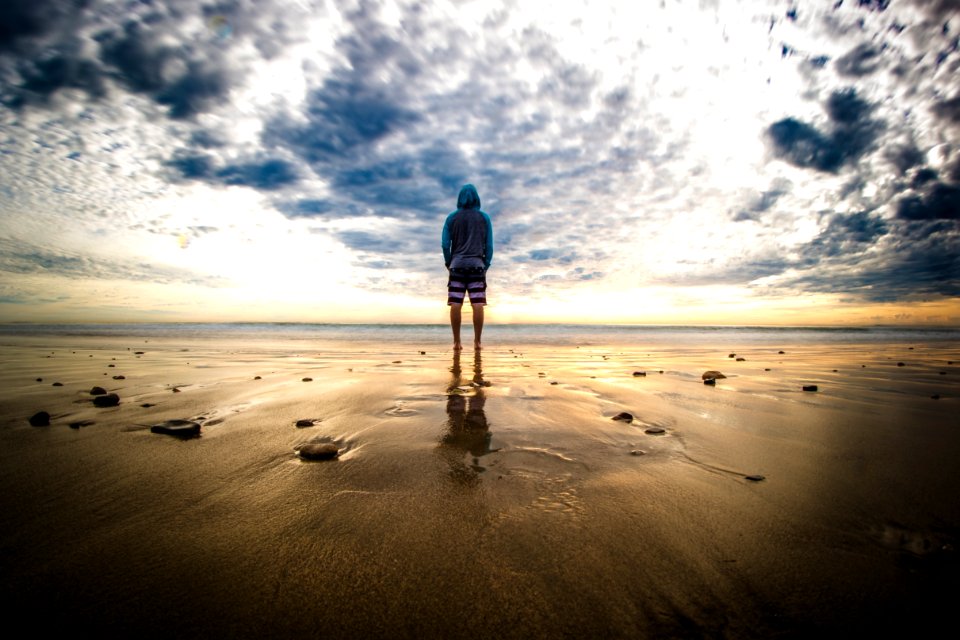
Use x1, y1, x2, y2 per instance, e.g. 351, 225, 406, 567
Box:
1, 322, 958, 347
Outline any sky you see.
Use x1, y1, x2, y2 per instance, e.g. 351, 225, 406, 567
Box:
0, 0, 958, 326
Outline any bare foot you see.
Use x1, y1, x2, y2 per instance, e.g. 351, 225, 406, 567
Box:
453, 342, 463, 351
474, 341, 482, 351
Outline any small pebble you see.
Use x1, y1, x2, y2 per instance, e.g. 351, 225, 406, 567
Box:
35, 378, 42, 382
52, 382, 63, 386
69, 420, 95, 429
897, 362, 905, 367
29, 411, 51, 426
645, 427, 666, 435
93, 393, 120, 407
302, 377, 313, 382
298, 443, 339, 461
612, 412, 634, 422
735, 357, 746, 362
113, 375, 125, 380
295, 419, 315, 427
745, 475, 765, 482
802, 385, 818, 392
703, 378, 716, 386
632, 371, 646, 377
90, 386, 107, 396
931, 394, 940, 400
254, 376, 262, 380
630, 450, 645, 456
150, 420, 201, 438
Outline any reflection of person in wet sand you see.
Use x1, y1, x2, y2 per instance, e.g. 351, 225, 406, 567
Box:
439, 350, 495, 484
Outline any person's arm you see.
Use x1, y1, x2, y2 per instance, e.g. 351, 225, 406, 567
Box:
483, 212, 494, 270
441, 214, 452, 268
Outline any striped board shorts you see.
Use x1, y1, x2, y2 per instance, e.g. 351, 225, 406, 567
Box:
447, 267, 487, 305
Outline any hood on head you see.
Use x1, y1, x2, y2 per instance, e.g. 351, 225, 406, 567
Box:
457, 184, 481, 210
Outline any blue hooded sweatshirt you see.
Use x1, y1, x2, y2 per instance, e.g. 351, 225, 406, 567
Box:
442, 184, 494, 270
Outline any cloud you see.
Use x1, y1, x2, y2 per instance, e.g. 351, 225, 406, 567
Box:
766, 88, 882, 173
0, 0, 957, 321
0, 237, 224, 286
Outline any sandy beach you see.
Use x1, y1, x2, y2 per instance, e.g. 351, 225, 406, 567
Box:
1, 327, 958, 638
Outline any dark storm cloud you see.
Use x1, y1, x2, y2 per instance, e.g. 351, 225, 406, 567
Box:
334, 227, 436, 270
214, 159, 299, 190
766, 88, 882, 172
786, 218, 960, 301
885, 143, 925, 175
802, 211, 889, 257
896, 182, 960, 220
2, 0, 314, 118
0, 0, 89, 52
96, 18, 236, 119
166, 153, 299, 189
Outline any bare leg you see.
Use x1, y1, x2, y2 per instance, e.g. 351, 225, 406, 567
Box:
450, 303, 463, 351
472, 303, 484, 350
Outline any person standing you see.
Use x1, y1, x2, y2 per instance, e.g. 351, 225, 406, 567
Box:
442, 184, 493, 351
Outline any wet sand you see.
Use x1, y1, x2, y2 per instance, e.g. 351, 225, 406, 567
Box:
1, 333, 958, 638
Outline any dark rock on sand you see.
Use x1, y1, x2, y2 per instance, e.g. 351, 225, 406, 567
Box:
150, 420, 201, 438
745, 475, 766, 482
778, 350, 785, 354
931, 394, 941, 400
632, 371, 646, 377
302, 377, 313, 382
802, 385, 818, 392
93, 393, 120, 407
35, 378, 42, 382
90, 386, 107, 395
897, 362, 905, 367
69, 420, 95, 429
612, 412, 634, 422
135, 351, 145, 355
728, 353, 736, 358
702, 371, 726, 380
29, 411, 51, 426
703, 378, 716, 386
735, 357, 746, 362
295, 419, 315, 427
113, 375, 125, 380
630, 450, 645, 456
108, 364, 115, 368
52, 382, 63, 386
645, 427, 666, 435
298, 443, 339, 460
140, 403, 155, 408
254, 375, 262, 380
